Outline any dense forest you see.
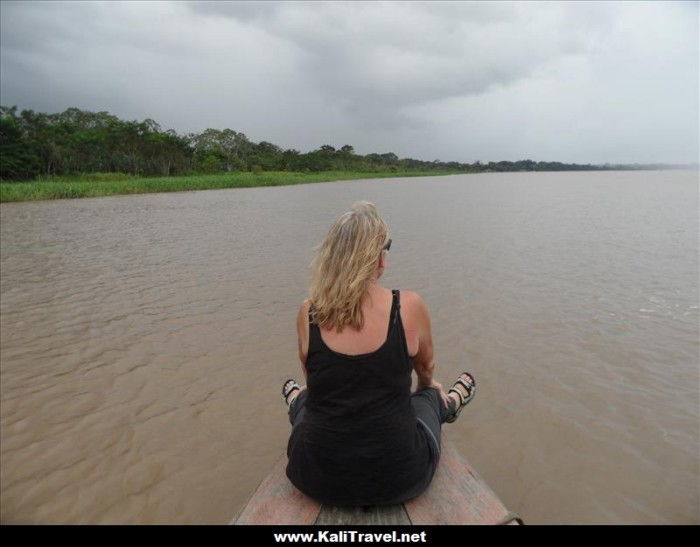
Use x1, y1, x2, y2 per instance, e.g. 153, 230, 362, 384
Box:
0, 106, 638, 181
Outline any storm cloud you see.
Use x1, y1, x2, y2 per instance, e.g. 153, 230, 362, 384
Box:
1, 0, 698, 164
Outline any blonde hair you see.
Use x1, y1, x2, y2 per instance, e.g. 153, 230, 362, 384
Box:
309, 201, 389, 332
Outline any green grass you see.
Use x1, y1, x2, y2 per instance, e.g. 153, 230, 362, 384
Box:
0, 170, 463, 203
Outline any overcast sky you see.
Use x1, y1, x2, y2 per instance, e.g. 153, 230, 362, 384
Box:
1, 1, 698, 164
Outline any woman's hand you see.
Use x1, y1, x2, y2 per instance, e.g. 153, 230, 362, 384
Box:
416, 379, 452, 410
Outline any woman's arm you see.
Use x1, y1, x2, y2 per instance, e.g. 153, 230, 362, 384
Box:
405, 291, 450, 408
296, 299, 311, 382
410, 292, 436, 388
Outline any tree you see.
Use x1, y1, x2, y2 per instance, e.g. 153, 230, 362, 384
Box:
0, 111, 41, 179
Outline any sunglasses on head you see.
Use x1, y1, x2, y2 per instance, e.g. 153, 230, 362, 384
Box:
383, 238, 392, 251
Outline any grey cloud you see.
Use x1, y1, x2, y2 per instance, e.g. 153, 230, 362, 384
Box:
186, 1, 615, 126
1, 1, 697, 163
188, 0, 277, 22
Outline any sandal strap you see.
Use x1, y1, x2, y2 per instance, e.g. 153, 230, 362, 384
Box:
449, 376, 475, 403
450, 382, 476, 404
446, 372, 477, 423
449, 386, 468, 405
455, 375, 475, 393
282, 380, 300, 399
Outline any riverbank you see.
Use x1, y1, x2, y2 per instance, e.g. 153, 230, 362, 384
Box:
0, 170, 462, 203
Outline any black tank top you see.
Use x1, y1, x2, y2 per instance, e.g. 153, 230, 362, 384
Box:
286, 290, 432, 506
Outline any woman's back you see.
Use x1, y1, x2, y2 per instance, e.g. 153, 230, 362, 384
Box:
297, 287, 422, 363
285, 290, 433, 506
316, 286, 394, 356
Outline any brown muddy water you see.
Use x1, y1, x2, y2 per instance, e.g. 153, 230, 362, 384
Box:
1, 170, 698, 524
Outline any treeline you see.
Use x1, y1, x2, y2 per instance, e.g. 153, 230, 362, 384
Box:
1, 106, 612, 181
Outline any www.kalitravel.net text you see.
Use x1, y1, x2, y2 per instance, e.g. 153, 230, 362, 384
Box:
273, 530, 428, 543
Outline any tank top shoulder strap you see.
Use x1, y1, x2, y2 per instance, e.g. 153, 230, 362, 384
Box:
388, 289, 400, 336
390, 289, 410, 360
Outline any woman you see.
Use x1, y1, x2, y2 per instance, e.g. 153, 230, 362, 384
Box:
282, 201, 476, 506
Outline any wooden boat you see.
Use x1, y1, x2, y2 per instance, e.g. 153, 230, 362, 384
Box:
231, 431, 523, 525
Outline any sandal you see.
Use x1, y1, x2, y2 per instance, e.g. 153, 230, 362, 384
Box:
446, 372, 476, 423
282, 379, 301, 407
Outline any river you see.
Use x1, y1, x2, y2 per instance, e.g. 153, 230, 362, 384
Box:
1, 170, 698, 524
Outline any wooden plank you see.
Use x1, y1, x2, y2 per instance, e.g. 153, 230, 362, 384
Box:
403, 431, 518, 525
233, 431, 522, 525
232, 453, 322, 525
315, 505, 410, 525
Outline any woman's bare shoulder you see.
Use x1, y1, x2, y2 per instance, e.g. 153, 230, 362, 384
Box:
297, 299, 311, 367
397, 290, 428, 357
399, 290, 431, 325
399, 290, 427, 311
298, 298, 312, 318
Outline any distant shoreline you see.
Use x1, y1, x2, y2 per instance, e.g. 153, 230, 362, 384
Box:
1, 167, 696, 203
0, 170, 462, 203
